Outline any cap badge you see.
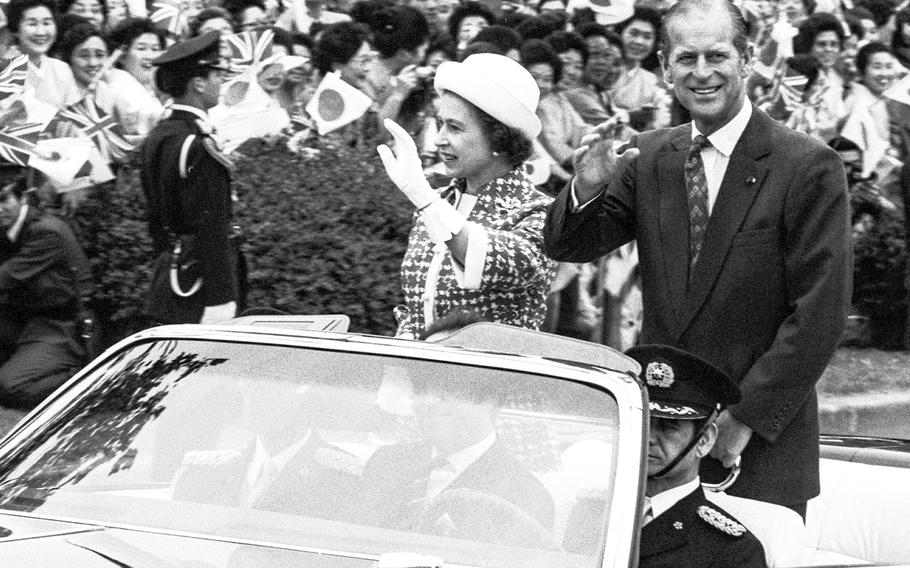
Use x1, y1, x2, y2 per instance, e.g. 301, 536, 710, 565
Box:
697, 505, 746, 537
645, 361, 674, 388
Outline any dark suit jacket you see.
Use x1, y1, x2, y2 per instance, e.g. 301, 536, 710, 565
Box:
640, 486, 767, 568
172, 436, 361, 520
544, 107, 852, 505
140, 109, 238, 323
360, 440, 554, 531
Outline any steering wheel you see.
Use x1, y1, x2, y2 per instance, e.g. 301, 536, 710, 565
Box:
416, 488, 560, 550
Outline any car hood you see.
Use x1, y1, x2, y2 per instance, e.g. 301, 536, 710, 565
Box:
0, 514, 374, 568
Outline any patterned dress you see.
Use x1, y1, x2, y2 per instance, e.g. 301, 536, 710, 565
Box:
395, 168, 557, 337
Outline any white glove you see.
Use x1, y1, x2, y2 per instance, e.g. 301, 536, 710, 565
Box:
377, 118, 439, 209
377, 119, 465, 244
200, 301, 237, 324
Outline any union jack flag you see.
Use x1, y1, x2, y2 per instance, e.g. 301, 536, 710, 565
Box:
0, 122, 43, 166
150, 0, 187, 36
58, 98, 134, 162
0, 54, 28, 105
224, 29, 276, 72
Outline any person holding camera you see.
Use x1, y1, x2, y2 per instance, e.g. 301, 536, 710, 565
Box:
0, 178, 93, 409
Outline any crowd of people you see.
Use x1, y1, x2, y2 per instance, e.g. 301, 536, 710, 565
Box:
0, 0, 904, 562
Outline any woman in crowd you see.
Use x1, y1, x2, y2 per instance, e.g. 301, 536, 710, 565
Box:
60, 0, 106, 31
377, 53, 556, 337
313, 21, 372, 90
794, 11, 849, 141
545, 30, 586, 91
6, 0, 80, 108
610, 6, 669, 120
363, 5, 431, 128
447, 1, 495, 55
107, 17, 167, 103
521, 38, 588, 178
891, 7, 910, 69
189, 7, 236, 37
59, 21, 162, 138
272, 32, 316, 115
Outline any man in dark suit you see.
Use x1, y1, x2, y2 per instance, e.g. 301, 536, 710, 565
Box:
544, 0, 851, 516
360, 374, 554, 546
628, 344, 766, 568
140, 31, 243, 324
0, 178, 92, 409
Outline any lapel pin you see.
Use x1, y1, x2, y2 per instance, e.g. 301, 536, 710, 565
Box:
674, 521, 683, 530
745, 175, 757, 185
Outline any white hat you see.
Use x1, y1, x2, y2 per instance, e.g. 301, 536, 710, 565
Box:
434, 53, 542, 140
588, 0, 633, 26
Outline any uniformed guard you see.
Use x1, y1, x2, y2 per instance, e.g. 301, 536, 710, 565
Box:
140, 31, 244, 324
626, 344, 768, 568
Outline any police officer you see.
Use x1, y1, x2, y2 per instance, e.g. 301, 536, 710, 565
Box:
626, 344, 767, 568
0, 178, 93, 409
140, 31, 243, 324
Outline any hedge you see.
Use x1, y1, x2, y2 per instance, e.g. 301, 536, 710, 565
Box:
73, 136, 413, 349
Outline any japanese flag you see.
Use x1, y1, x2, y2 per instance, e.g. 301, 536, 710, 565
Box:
305, 72, 373, 135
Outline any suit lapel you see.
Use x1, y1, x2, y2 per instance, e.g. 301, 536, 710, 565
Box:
657, 127, 693, 332
678, 109, 772, 336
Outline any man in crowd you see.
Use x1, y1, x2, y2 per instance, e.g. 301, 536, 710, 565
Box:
140, 31, 244, 325
627, 344, 766, 568
544, 0, 851, 517
0, 178, 92, 409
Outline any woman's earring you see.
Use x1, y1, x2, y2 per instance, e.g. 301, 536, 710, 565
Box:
492, 151, 501, 157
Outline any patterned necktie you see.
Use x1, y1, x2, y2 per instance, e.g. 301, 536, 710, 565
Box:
685, 134, 711, 274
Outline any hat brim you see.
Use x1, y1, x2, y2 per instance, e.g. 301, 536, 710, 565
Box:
435, 61, 541, 140
591, 3, 633, 25
649, 400, 713, 420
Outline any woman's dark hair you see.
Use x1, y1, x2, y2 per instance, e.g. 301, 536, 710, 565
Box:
188, 7, 235, 37
470, 24, 520, 54
474, 102, 533, 167
58, 0, 108, 22
515, 14, 561, 41
546, 29, 588, 64
107, 17, 166, 53
576, 22, 623, 54
369, 5, 429, 59
569, 6, 595, 28
856, 41, 892, 76
425, 31, 457, 62
857, 0, 895, 28
892, 7, 910, 54
6, 0, 59, 34
614, 5, 661, 38
312, 21, 370, 75
348, 0, 395, 26
57, 20, 105, 62
447, 1, 496, 43
794, 12, 845, 54
270, 25, 294, 53
521, 38, 562, 84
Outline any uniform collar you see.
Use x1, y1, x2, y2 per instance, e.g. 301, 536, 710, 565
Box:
691, 98, 751, 158
169, 104, 215, 134
649, 476, 700, 520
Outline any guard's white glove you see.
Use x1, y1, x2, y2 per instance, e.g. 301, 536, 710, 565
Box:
377, 119, 464, 244
200, 301, 237, 324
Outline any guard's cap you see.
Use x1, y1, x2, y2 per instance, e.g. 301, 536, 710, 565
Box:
151, 30, 230, 71
625, 345, 740, 420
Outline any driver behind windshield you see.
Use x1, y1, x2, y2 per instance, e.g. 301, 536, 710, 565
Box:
359, 374, 554, 543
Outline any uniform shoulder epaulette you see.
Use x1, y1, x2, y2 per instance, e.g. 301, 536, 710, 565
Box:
697, 505, 747, 537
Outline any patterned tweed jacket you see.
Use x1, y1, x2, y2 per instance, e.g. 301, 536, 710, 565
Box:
395, 168, 557, 337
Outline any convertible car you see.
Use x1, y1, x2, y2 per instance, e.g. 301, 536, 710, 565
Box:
0, 318, 907, 567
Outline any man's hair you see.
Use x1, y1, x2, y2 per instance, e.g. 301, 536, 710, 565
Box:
659, 0, 749, 57
312, 21, 370, 75
6, 0, 59, 34
155, 63, 216, 97
856, 41, 892, 76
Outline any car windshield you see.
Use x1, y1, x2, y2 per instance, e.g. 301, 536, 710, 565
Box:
0, 339, 621, 568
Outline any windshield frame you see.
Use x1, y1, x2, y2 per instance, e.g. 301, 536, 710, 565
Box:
0, 325, 648, 568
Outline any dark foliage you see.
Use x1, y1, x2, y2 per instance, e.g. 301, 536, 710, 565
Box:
71, 137, 412, 349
